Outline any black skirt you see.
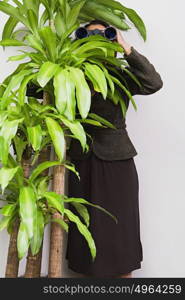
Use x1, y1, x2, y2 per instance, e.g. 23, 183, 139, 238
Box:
65, 151, 143, 278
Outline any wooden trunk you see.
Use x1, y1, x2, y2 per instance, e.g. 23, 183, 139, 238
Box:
48, 144, 66, 278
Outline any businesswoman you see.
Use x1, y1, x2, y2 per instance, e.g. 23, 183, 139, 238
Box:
65, 19, 163, 278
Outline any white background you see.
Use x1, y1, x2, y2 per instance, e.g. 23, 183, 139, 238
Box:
0, 0, 185, 278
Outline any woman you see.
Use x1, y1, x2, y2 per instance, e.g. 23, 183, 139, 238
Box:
65, 19, 163, 278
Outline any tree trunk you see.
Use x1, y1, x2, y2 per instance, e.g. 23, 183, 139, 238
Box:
5, 158, 31, 277
48, 144, 66, 278
5, 218, 20, 278
24, 91, 51, 278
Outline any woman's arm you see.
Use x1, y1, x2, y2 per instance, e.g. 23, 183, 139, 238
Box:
115, 30, 163, 96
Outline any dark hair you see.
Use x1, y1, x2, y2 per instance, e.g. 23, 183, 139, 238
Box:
84, 19, 110, 29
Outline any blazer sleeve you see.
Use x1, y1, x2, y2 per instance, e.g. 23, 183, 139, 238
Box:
118, 46, 163, 96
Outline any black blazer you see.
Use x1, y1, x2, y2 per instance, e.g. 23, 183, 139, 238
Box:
26, 46, 163, 161
67, 46, 163, 160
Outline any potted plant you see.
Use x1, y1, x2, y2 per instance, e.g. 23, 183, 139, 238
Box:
0, 0, 146, 278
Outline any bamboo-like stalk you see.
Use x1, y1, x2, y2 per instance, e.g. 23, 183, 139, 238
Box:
24, 91, 51, 278
48, 144, 66, 278
5, 158, 31, 278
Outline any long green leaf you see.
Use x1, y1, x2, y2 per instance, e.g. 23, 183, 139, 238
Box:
27, 124, 43, 151
64, 208, 96, 261
71, 202, 90, 227
0, 1, 29, 27
58, 115, 86, 152
0, 216, 11, 231
84, 63, 107, 99
53, 68, 68, 114
0, 118, 24, 144
0, 136, 9, 165
30, 209, 44, 255
44, 191, 64, 214
51, 218, 68, 232
2, 69, 32, 100
19, 185, 37, 239
27, 9, 38, 34
39, 27, 57, 62
62, 70, 76, 121
69, 67, 91, 119
2, 16, 18, 40
17, 221, 29, 259
0, 167, 19, 194
65, 197, 118, 224
0, 38, 26, 46
45, 117, 65, 162
37, 61, 60, 87
0, 203, 16, 217
29, 161, 62, 182
97, 0, 146, 40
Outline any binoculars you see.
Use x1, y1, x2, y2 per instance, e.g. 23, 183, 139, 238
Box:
74, 26, 117, 41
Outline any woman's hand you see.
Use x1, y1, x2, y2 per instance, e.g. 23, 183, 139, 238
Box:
115, 29, 132, 56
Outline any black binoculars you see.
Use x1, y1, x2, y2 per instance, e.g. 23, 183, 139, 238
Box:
74, 26, 117, 41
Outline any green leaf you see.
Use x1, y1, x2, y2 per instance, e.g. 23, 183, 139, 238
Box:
54, 11, 67, 37
37, 62, 60, 87
0, 118, 24, 144
2, 69, 33, 100
62, 70, 76, 121
63, 162, 80, 180
0, 111, 8, 127
64, 208, 96, 261
110, 75, 137, 111
0, 166, 19, 194
67, 0, 86, 28
93, 0, 147, 40
23, 0, 40, 16
58, 115, 86, 152
65, 197, 118, 224
51, 218, 68, 232
17, 221, 29, 260
0, 38, 26, 47
71, 202, 90, 227
88, 113, 116, 129
0, 216, 11, 231
53, 68, 68, 114
69, 67, 91, 119
0, 204, 16, 217
39, 27, 57, 62
0, 1, 29, 27
45, 117, 65, 162
30, 209, 44, 255
84, 63, 107, 99
2, 16, 18, 40
0, 136, 9, 165
37, 176, 49, 197
19, 186, 37, 239
13, 135, 27, 162
27, 124, 43, 151
25, 34, 45, 55
58, 0, 71, 23
18, 73, 36, 106
44, 191, 64, 214
29, 161, 62, 182
8, 53, 29, 61
27, 9, 38, 34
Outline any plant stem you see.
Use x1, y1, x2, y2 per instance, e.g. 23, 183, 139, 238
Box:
5, 218, 20, 278
24, 91, 51, 278
5, 157, 31, 277
48, 148, 66, 278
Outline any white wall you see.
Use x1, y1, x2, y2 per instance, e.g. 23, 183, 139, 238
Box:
0, 0, 185, 278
